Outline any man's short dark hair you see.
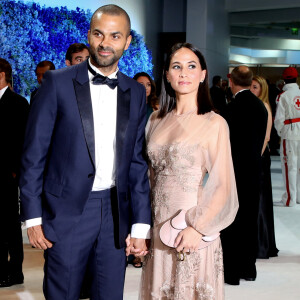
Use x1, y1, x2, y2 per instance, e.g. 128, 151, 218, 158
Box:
231, 66, 253, 87
0, 58, 12, 83
90, 5, 131, 36
212, 75, 222, 86
65, 43, 89, 62
35, 61, 55, 73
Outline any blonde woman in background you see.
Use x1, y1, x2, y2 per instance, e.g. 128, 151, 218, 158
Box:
250, 76, 279, 259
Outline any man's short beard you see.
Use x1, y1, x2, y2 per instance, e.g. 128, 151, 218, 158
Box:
90, 46, 119, 68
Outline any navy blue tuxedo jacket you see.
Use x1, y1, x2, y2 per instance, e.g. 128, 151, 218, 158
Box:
19, 60, 151, 248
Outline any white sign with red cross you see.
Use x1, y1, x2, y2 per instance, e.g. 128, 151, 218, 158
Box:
294, 96, 300, 110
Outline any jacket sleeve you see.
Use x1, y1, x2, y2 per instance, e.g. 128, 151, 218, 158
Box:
274, 95, 285, 136
128, 85, 152, 226
19, 71, 58, 221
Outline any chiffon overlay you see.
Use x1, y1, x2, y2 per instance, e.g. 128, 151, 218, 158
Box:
140, 110, 239, 300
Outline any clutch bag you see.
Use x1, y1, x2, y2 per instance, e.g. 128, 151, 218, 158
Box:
159, 210, 220, 250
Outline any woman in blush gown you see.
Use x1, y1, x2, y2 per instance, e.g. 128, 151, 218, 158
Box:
138, 43, 239, 300
250, 76, 279, 259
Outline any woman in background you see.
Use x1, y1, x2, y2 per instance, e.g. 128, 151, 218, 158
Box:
133, 72, 159, 120
250, 75, 279, 258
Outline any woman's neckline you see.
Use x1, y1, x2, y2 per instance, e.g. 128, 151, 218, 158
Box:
171, 106, 197, 116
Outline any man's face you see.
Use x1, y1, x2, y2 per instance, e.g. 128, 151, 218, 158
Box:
88, 13, 131, 75
66, 48, 89, 66
36, 66, 51, 84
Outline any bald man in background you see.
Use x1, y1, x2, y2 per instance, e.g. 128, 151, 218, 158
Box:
221, 66, 268, 285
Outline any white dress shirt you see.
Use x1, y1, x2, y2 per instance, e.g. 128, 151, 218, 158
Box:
24, 59, 150, 239
0, 85, 8, 99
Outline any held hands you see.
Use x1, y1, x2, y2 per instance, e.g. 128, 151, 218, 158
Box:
27, 225, 53, 250
174, 226, 203, 253
125, 234, 150, 257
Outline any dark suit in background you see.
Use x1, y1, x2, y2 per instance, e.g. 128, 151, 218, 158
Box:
221, 89, 267, 283
0, 87, 29, 285
210, 85, 227, 114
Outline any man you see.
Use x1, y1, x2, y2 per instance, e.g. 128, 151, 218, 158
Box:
274, 67, 300, 207
221, 66, 267, 285
30, 60, 55, 104
20, 5, 151, 300
210, 75, 227, 113
65, 43, 89, 66
0, 58, 29, 287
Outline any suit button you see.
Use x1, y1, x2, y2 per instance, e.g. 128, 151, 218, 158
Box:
88, 174, 94, 178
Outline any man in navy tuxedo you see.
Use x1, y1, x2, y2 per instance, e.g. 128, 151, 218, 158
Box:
19, 5, 151, 300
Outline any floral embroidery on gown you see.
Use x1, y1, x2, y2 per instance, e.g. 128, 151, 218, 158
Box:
139, 110, 238, 300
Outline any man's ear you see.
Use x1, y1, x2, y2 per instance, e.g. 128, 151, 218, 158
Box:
0, 71, 5, 84
124, 34, 132, 51
65, 60, 71, 67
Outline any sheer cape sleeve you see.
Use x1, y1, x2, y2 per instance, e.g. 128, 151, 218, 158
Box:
185, 115, 239, 236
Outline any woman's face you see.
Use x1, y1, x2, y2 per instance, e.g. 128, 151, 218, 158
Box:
250, 80, 261, 97
136, 76, 151, 97
166, 47, 206, 98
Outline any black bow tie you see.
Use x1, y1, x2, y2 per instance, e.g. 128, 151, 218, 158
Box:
88, 63, 118, 89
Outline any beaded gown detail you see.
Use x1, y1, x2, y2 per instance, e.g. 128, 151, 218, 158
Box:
139, 110, 238, 300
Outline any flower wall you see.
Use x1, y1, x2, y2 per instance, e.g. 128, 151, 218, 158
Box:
0, 0, 153, 97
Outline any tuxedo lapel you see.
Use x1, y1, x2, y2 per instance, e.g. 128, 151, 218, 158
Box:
73, 61, 95, 168
116, 72, 131, 168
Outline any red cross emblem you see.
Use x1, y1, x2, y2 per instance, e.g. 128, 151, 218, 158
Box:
294, 96, 300, 110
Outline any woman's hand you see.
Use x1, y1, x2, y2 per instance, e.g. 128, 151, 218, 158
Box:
174, 226, 202, 253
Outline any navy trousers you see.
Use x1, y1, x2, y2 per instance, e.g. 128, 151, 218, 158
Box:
43, 189, 127, 300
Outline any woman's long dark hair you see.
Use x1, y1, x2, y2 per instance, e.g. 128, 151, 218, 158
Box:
158, 43, 213, 118
133, 72, 158, 109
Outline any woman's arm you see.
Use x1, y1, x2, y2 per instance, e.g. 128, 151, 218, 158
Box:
261, 102, 272, 154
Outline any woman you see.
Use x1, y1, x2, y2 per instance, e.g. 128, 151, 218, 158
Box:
138, 43, 238, 299
133, 72, 159, 120
250, 76, 279, 259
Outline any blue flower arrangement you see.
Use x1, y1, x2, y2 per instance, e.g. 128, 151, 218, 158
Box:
0, 0, 153, 97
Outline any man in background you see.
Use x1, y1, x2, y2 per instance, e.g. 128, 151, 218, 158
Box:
30, 60, 55, 104
65, 43, 89, 66
274, 67, 300, 207
210, 75, 227, 114
0, 58, 29, 287
221, 66, 267, 285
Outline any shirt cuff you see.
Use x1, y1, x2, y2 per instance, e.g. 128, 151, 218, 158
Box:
22, 217, 42, 230
131, 223, 151, 239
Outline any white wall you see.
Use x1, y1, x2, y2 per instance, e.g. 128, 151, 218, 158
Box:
187, 0, 230, 81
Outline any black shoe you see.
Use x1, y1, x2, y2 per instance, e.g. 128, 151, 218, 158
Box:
79, 290, 90, 299
240, 276, 256, 281
9, 273, 24, 286
0, 277, 12, 288
224, 277, 240, 285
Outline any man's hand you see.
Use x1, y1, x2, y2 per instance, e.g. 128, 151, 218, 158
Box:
125, 235, 149, 257
27, 225, 53, 250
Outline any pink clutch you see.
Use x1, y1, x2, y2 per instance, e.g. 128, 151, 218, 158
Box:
159, 210, 220, 250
